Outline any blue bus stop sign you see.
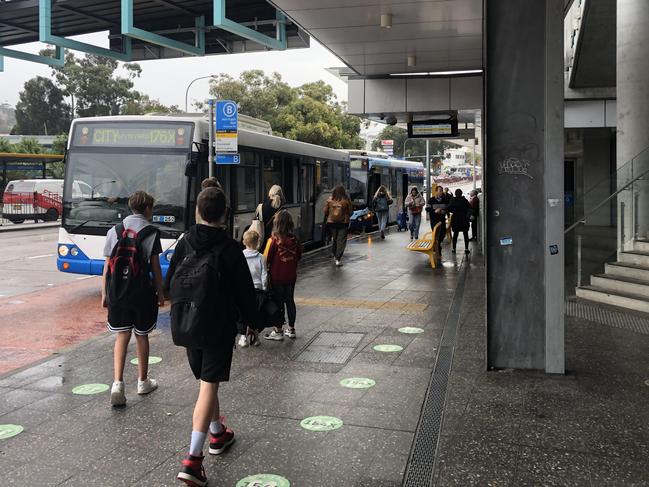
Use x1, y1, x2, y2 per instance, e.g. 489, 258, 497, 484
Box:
216, 153, 240, 164
216, 100, 238, 131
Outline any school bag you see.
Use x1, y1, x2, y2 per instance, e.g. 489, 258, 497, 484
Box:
169, 239, 228, 348
375, 196, 390, 212
328, 199, 346, 222
106, 223, 158, 308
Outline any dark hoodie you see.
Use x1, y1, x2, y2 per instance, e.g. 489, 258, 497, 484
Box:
266, 233, 302, 285
165, 225, 257, 333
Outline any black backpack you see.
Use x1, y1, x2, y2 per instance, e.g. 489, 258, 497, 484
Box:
169, 238, 231, 349
106, 223, 158, 308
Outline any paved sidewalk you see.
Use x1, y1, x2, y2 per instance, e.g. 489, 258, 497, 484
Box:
0, 228, 470, 486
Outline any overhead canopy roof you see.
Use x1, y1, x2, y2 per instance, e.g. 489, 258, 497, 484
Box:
0, 0, 308, 61
270, 0, 483, 77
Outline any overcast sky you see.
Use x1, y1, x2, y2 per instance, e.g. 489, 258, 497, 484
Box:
0, 33, 348, 109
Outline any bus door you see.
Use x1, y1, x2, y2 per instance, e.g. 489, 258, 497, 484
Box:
368, 171, 381, 203
299, 162, 315, 242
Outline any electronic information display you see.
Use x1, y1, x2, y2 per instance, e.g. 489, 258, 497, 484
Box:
407, 118, 459, 138
72, 123, 193, 148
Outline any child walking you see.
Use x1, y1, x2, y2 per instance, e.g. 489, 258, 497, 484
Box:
238, 229, 268, 348
101, 190, 164, 407
264, 210, 302, 341
166, 187, 257, 487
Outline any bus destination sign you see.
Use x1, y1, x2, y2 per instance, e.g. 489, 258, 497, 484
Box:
73, 123, 193, 148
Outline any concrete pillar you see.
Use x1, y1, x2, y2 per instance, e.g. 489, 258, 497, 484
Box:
617, 0, 649, 243
485, 0, 565, 372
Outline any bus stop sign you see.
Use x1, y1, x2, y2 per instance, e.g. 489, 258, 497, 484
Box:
216, 100, 238, 131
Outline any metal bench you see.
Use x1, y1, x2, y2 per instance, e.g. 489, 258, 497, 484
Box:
406, 222, 442, 268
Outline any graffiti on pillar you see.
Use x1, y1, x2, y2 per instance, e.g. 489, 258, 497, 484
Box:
497, 156, 534, 179
494, 112, 540, 180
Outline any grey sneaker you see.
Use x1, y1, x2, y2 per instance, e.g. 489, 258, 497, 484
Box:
137, 377, 158, 395
264, 329, 284, 341
110, 381, 126, 407
284, 328, 296, 339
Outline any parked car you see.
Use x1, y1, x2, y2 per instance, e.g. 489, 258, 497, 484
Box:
2, 179, 64, 223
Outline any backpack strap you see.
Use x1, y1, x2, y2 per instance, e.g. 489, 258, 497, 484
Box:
115, 223, 125, 240
135, 224, 159, 243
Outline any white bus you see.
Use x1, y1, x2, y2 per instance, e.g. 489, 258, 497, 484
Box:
57, 114, 349, 276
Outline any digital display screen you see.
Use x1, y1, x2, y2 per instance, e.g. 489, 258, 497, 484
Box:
72, 123, 193, 148
408, 118, 459, 138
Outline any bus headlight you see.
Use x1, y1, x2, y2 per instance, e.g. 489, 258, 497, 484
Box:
58, 245, 69, 257
70, 247, 79, 257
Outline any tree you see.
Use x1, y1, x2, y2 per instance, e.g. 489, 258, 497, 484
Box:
121, 94, 180, 115
12, 77, 71, 135
207, 70, 363, 149
13, 137, 42, 154
43, 49, 142, 118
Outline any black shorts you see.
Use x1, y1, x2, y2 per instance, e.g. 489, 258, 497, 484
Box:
187, 343, 234, 383
107, 293, 158, 336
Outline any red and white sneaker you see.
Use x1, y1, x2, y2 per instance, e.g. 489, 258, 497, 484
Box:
177, 454, 207, 486
208, 421, 235, 455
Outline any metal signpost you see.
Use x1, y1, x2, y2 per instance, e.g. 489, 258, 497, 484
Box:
215, 100, 239, 166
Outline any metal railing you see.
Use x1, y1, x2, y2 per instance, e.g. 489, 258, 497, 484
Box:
565, 146, 649, 288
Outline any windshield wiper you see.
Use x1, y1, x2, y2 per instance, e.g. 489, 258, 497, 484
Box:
69, 220, 91, 232
68, 220, 114, 232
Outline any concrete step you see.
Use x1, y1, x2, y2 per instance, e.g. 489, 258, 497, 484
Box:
618, 250, 649, 267
576, 286, 649, 314
591, 274, 649, 296
605, 262, 649, 281
634, 239, 649, 252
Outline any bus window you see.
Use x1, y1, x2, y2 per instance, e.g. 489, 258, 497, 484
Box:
333, 162, 346, 187
282, 157, 297, 204
234, 166, 259, 212
263, 154, 282, 195
317, 160, 330, 191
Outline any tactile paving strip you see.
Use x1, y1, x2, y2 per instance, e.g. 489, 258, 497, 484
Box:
403, 260, 468, 487
295, 332, 365, 364
566, 299, 649, 335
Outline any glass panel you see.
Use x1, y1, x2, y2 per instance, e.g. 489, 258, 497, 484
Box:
235, 166, 259, 211
263, 154, 282, 196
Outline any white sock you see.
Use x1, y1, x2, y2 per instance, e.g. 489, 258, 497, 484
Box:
209, 419, 223, 435
189, 431, 206, 457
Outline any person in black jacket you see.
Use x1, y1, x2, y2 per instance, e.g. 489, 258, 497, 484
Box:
426, 186, 448, 253
166, 187, 257, 487
447, 188, 472, 254
260, 185, 284, 249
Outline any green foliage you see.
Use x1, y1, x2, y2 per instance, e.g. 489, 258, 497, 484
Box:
121, 94, 180, 115
12, 76, 71, 135
371, 126, 459, 159
208, 70, 363, 149
51, 134, 68, 154
42, 49, 142, 118
13, 138, 42, 154
0, 137, 11, 152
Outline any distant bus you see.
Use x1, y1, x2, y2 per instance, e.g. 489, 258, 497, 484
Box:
57, 114, 349, 276
346, 151, 424, 230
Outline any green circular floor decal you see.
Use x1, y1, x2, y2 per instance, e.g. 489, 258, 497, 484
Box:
340, 377, 376, 389
373, 344, 403, 352
72, 383, 109, 395
236, 473, 291, 487
0, 424, 23, 440
398, 327, 425, 334
130, 356, 162, 365
300, 415, 343, 432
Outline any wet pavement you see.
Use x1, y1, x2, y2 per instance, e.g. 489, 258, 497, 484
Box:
1, 224, 647, 486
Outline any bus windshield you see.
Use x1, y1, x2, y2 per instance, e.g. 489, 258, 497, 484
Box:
63, 150, 188, 233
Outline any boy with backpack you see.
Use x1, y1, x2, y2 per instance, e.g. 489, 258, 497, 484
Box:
166, 187, 257, 487
101, 190, 164, 407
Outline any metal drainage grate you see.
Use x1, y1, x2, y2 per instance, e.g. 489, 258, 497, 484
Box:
403, 259, 468, 487
566, 299, 649, 335
295, 332, 364, 364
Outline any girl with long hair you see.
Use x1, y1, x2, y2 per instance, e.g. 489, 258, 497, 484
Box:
324, 184, 353, 266
264, 210, 302, 341
372, 185, 393, 239
261, 185, 284, 247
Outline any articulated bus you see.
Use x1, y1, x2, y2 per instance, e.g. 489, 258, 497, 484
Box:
57, 114, 349, 276
346, 150, 424, 230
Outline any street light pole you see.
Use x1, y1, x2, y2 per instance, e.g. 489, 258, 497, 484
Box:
185, 75, 216, 113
